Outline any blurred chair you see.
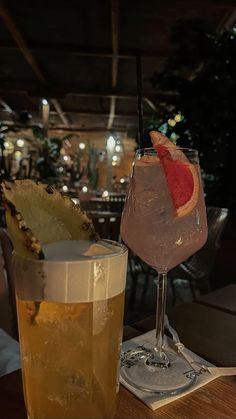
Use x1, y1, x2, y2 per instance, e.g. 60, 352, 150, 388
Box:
169, 207, 230, 303
128, 252, 156, 309
88, 212, 121, 242
0, 228, 17, 339
0, 204, 6, 228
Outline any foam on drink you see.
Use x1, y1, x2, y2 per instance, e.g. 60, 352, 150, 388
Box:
42, 239, 121, 260
14, 240, 126, 303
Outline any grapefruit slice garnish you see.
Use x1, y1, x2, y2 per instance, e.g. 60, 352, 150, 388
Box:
149, 131, 199, 218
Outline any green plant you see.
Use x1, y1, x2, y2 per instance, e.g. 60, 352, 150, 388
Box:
147, 19, 236, 208
32, 126, 62, 182
0, 122, 20, 179
0, 122, 8, 178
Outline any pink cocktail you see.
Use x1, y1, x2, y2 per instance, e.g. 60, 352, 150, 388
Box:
121, 154, 207, 272
120, 132, 208, 394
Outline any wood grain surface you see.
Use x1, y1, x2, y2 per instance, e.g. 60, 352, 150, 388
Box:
115, 377, 236, 419
1, 370, 235, 419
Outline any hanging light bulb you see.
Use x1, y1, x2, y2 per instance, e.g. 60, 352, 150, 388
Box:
4, 141, 14, 152
14, 151, 22, 160
107, 136, 116, 149
42, 98, 49, 106
115, 144, 121, 152
168, 119, 176, 127
102, 190, 109, 198
16, 139, 25, 147
174, 114, 182, 122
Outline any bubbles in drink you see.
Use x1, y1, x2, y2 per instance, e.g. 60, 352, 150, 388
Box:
121, 158, 207, 272
17, 292, 125, 419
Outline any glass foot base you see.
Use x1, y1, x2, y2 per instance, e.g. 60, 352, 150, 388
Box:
121, 347, 197, 394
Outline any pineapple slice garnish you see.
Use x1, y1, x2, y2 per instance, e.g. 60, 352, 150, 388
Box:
4, 201, 43, 259
1, 180, 97, 259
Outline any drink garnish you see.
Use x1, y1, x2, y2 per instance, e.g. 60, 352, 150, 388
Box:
1, 180, 97, 259
4, 200, 44, 259
150, 131, 199, 218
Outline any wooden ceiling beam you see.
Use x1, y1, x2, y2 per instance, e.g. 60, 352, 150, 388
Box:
217, 8, 236, 31
0, 1, 47, 85
0, 98, 16, 117
0, 2, 69, 127
0, 40, 169, 60
143, 97, 158, 113
63, 111, 153, 119
0, 109, 153, 119
1, 120, 132, 132
51, 98, 70, 127
0, 79, 157, 100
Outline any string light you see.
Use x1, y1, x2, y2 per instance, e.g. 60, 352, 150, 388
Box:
102, 190, 109, 198
16, 139, 25, 147
107, 136, 116, 149
174, 114, 182, 122
41, 98, 49, 106
4, 141, 14, 150
14, 151, 22, 160
168, 119, 176, 127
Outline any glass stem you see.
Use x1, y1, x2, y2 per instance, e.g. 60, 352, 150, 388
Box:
154, 272, 167, 357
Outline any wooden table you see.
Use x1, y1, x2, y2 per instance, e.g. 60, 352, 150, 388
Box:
1, 285, 236, 419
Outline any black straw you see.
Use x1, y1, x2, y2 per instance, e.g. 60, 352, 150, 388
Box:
136, 52, 143, 148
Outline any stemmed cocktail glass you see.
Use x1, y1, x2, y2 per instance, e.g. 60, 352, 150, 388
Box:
120, 132, 208, 394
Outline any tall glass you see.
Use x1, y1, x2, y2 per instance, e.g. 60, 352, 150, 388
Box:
120, 147, 207, 394
13, 240, 128, 419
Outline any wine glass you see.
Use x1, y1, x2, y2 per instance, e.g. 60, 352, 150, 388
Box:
120, 145, 208, 394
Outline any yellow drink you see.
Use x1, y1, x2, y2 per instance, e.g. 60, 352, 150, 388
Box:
14, 240, 127, 419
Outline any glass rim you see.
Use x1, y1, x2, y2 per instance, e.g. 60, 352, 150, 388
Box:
13, 239, 128, 265
136, 146, 198, 154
